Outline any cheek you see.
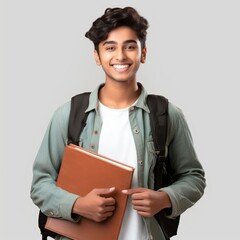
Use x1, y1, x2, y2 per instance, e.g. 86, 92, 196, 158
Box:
133, 56, 142, 66
100, 54, 112, 63
133, 52, 142, 62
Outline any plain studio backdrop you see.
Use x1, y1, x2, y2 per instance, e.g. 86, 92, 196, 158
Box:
1, 0, 239, 239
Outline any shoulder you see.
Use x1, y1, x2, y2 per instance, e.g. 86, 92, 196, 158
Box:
53, 101, 71, 117
167, 101, 189, 130
168, 102, 184, 120
50, 101, 71, 128
167, 101, 191, 140
54, 101, 71, 115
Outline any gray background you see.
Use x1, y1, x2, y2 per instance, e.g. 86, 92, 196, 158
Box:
1, 0, 240, 239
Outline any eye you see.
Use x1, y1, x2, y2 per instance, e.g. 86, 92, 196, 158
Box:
125, 44, 137, 50
106, 46, 116, 51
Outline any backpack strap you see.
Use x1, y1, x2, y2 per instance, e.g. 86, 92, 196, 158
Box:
68, 92, 91, 145
147, 94, 168, 162
147, 94, 180, 239
147, 94, 171, 189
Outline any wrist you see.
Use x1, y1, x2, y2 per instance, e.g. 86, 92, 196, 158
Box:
160, 191, 172, 209
72, 197, 82, 215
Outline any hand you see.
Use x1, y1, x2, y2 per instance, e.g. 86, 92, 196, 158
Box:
122, 188, 172, 217
73, 187, 116, 222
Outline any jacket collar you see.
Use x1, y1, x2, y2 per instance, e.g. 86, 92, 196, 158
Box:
85, 82, 150, 113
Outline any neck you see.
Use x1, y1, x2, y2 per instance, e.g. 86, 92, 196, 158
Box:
99, 81, 141, 109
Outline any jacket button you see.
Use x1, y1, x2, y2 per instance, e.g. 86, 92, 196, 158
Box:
134, 128, 139, 134
49, 211, 54, 216
139, 160, 143, 166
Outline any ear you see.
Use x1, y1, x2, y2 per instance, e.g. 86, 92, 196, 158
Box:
94, 50, 101, 65
140, 47, 147, 63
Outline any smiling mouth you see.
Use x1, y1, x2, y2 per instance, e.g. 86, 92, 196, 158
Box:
112, 64, 130, 72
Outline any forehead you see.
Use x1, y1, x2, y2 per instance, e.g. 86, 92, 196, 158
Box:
101, 26, 140, 45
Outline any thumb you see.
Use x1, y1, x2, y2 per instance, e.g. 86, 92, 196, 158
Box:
94, 187, 115, 196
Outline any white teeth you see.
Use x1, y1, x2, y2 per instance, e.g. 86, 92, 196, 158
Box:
113, 65, 128, 69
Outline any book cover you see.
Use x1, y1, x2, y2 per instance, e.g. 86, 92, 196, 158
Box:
45, 144, 134, 240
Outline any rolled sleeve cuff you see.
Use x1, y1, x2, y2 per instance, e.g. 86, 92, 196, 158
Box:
59, 193, 81, 222
160, 187, 180, 218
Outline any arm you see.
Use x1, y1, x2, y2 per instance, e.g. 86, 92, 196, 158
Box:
123, 103, 206, 218
160, 103, 206, 218
30, 102, 80, 221
30, 103, 116, 222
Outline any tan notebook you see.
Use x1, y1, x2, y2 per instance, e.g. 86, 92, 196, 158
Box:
45, 144, 134, 240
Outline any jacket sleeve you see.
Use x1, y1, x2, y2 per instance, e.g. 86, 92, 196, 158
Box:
160, 103, 206, 218
30, 102, 80, 222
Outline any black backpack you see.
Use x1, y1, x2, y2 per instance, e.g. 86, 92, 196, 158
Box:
38, 92, 180, 240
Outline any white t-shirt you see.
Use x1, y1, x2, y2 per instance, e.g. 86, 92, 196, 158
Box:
98, 102, 148, 240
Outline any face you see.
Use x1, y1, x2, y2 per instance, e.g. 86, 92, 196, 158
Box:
94, 26, 147, 84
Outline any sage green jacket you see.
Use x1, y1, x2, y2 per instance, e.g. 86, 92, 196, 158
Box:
31, 84, 206, 240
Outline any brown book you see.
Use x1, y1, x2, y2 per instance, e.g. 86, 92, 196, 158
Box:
45, 144, 134, 240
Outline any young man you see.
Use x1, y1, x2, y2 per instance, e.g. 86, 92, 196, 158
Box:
31, 7, 206, 240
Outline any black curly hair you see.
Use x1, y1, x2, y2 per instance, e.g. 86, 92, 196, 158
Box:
85, 7, 149, 52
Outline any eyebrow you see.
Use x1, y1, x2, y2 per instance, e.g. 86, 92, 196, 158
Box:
102, 40, 138, 46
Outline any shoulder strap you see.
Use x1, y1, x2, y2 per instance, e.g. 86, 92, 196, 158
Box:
68, 92, 91, 145
147, 94, 170, 189
147, 94, 168, 163
147, 94, 180, 239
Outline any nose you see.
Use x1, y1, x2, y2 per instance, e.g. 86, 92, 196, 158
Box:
115, 48, 127, 61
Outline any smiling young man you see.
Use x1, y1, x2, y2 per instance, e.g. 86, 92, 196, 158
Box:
95, 26, 144, 108
31, 7, 206, 240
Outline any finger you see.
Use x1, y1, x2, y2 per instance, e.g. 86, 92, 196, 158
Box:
132, 199, 145, 205
136, 211, 152, 218
96, 207, 115, 222
101, 210, 114, 218
132, 206, 152, 218
132, 205, 149, 212
95, 215, 109, 222
104, 205, 115, 212
104, 197, 116, 205
131, 193, 146, 200
122, 188, 146, 195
